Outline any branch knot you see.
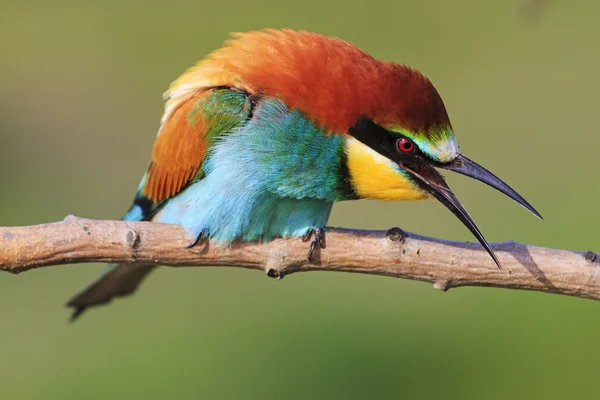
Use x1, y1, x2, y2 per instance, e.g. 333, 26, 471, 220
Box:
126, 230, 141, 262
385, 227, 405, 242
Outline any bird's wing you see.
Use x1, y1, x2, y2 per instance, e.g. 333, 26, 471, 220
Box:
128, 87, 253, 220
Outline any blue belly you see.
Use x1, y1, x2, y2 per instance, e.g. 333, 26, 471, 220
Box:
153, 178, 332, 243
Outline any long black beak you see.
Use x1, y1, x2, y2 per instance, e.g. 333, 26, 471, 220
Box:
401, 155, 541, 269
438, 155, 543, 220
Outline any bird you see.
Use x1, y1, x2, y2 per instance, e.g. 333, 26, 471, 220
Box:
66, 29, 541, 320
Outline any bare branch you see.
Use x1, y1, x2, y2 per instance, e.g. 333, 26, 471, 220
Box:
0, 215, 598, 301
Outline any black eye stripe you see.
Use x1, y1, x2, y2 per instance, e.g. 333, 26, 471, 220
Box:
348, 117, 393, 155
348, 117, 428, 166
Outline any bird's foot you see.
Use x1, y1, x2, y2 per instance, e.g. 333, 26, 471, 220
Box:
302, 227, 326, 262
185, 230, 209, 248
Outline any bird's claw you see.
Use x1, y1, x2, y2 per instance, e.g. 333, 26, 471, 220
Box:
303, 227, 326, 262
185, 230, 209, 248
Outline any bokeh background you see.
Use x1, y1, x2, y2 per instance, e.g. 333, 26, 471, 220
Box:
1, 0, 599, 398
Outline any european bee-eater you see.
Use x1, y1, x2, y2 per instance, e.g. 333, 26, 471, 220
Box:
67, 29, 541, 320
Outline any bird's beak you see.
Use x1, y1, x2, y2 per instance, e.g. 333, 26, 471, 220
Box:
400, 154, 542, 269
439, 155, 542, 220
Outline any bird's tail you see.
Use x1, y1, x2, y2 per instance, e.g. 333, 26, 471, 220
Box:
66, 202, 157, 321
66, 263, 157, 321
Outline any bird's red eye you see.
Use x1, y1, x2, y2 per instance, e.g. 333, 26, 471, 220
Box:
397, 138, 415, 153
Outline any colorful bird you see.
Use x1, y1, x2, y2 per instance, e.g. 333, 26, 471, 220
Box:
67, 29, 541, 320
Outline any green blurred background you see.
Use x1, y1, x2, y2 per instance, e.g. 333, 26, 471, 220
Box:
1, 0, 599, 398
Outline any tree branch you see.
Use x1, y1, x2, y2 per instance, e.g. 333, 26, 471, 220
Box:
1, 215, 598, 301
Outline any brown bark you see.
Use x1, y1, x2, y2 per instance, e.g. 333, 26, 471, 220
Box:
0, 215, 598, 301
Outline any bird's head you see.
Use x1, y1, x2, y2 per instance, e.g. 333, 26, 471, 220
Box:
344, 68, 541, 268
164, 29, 542, 268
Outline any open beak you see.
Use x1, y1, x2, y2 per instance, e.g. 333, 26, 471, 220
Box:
400, 155, 542, 269
439, 155, 542, 220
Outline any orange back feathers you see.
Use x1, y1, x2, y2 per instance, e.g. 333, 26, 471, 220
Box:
164, 29, 450, 133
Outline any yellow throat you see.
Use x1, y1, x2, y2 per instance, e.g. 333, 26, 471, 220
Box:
345, 138, 429, 201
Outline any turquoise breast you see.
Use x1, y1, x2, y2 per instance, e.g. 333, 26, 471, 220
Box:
152, 98, 354, 243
